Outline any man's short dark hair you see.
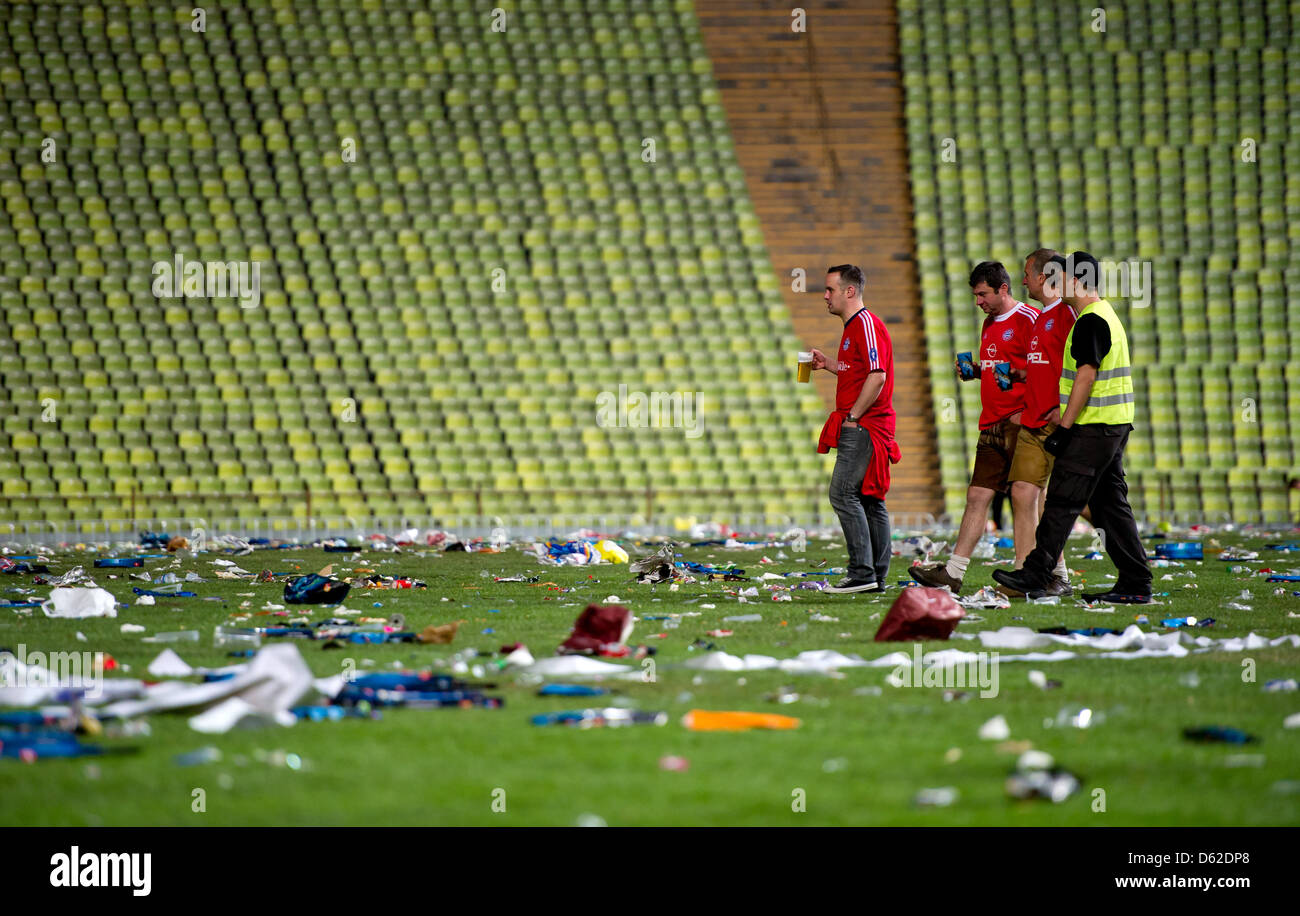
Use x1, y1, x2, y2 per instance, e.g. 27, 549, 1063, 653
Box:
827, 264, 864, 295
1066, 251, 1100, 292
968, 260, 1011, 292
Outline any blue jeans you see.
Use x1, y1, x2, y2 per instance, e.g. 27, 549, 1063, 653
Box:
828, 425, 892, 584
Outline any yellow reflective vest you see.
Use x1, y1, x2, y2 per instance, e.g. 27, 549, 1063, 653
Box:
1059, 298, 1135, 425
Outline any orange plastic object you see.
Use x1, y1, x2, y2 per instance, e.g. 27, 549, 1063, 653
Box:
681, 710, 802, 731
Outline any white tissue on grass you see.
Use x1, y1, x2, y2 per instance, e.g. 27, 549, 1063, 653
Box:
42, 587, 118, 619
979, 715, 1010, 741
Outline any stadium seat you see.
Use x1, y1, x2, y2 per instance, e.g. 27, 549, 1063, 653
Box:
0, 0, 824, 528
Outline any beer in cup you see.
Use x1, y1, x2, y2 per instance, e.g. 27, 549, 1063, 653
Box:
797, 351, 813, 383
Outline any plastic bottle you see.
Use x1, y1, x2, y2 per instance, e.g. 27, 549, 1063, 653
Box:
1155, 542, 1203, 560
722, 614, 762, 623
142, 630, 199, 644
213, 625, 262, 649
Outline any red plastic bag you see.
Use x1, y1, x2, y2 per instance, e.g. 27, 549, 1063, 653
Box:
873, 588, 964, 642
558, 604, 634, 655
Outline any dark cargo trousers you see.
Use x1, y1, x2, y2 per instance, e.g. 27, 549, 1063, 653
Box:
1020, 424, 1152, 595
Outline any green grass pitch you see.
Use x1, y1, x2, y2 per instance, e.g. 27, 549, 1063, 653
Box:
2, 532, 1298, 826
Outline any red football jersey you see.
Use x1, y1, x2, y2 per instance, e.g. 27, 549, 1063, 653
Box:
978, 301, 1038, 428
1021, 299, 1078, 429
835, 307, 895, 436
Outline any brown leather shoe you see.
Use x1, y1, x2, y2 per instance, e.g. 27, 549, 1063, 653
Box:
908, 563, 963, 594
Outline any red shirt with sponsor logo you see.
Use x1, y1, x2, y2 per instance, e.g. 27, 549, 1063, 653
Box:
978, 301, 1038, 428
834, 307, 895, 435
1021, 298, 1078, 429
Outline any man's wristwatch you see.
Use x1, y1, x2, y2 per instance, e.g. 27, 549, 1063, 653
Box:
847, 414, 861, 424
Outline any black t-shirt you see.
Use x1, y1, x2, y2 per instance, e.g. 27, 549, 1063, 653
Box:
1070, 313, 1111, 369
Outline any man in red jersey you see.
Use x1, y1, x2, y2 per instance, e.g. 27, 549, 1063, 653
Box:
810, 265, 900, 594
910, 261, 1038, 594
1004, 250, 1076, 595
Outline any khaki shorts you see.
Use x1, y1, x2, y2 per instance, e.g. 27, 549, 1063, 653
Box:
1007, 422, 1058, 490
970, 418, 1020, 494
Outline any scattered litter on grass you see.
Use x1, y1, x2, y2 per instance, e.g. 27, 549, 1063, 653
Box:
957, 587, 1010, 610
1045, 706, 1101, 729
1006, 767, 1081, 803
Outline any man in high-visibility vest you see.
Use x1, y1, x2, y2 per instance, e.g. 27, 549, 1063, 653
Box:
993, 251, 1152, 603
